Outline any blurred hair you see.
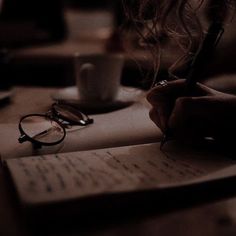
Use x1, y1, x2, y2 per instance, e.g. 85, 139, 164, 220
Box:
123, 0, 235, 82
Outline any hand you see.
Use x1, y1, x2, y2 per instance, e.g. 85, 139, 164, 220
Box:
146, 79, 236, 141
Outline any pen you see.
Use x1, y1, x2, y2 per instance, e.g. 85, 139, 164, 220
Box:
160, 20, 224, 149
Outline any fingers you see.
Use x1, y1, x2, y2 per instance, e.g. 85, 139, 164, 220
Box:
147, 78, 236, 140
168, 96, 226, 139
147, 80, 187, 131
149, 107, 161, 129
196, 82, 223, 96
149, 104, 169, 132
147, 79, 187, 105
168, 97, 201, 137
147, 79, 218, 105
146, 79, 222, 133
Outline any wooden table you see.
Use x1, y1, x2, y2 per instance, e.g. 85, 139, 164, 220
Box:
1, 86, 236, 236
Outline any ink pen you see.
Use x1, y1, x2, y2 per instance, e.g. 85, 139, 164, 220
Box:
160, 20, 224, 149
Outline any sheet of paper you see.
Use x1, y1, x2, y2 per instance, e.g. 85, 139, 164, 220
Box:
6, 142, 236, 205
0, 101, 161, 160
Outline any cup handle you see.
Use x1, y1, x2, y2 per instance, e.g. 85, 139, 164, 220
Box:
78, 63, 95, 92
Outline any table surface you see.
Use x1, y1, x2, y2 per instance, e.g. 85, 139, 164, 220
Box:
1, 86, 236, 236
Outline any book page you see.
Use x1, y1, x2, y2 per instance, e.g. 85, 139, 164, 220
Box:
0, 101, 161, 160
6, 142, 236, 205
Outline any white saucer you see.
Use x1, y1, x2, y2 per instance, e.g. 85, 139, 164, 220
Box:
51, 86, 145, 112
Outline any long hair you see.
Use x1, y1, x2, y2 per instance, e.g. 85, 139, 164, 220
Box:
123, 0, 235, 84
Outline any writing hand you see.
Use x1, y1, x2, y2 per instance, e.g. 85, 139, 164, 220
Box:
146, 79, 236, 141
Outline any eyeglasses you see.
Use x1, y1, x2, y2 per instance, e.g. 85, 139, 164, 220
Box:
18, 103, 94, 148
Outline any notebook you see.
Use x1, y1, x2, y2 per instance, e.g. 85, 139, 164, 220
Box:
5, 142, 236, 209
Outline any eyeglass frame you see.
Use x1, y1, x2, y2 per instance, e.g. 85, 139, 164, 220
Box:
18, 103, 94, 148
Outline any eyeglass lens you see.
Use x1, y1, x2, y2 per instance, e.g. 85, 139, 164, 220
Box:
20, 115, 65, 144
53, 103, 93, 125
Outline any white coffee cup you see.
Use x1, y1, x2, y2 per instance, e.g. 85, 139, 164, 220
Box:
74, 53, 124, 104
